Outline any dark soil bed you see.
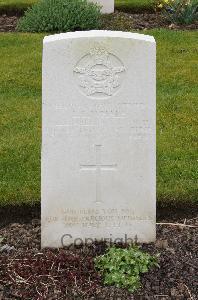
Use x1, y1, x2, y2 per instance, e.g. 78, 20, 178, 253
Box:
0, 14, 18, 32
101, 11, 198, 31
0, 11, 198, 33
0, 216, 197, 299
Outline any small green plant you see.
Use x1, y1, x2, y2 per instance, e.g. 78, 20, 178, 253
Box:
17, 0, 101, 33
95, 246, 159, 292
156, 0, 198, 24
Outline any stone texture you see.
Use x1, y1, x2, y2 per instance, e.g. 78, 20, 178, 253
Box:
41, 31, 156, 248
89, 0, 114, 14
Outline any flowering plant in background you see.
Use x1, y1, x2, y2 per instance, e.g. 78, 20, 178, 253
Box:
155, 0, 198, 24
155, 0, 173, 9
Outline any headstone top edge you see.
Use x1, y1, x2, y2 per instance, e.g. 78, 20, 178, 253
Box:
43, 30, 155, 44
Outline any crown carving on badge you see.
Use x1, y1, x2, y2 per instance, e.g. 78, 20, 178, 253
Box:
90, 47, 109, 65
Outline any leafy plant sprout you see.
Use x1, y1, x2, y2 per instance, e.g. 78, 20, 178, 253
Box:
95, 245, 159, 292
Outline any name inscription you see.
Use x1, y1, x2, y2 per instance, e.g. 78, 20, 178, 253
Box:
52, 102, 152, 139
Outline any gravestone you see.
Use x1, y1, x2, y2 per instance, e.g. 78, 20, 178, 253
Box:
42, 31, 156, 248
89, 0, 114, 13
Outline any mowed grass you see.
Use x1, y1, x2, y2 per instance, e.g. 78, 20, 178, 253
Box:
0, 0, 154, 13
0, 30, 197, 206
0, 0, 36, 13
154, 30, 198, 206
116, 0, 154, 11
0, 33, 43, 205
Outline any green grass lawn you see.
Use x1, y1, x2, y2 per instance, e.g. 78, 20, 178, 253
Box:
0, 30, 197, 207
0, 0, 36, 13
0, 0, 154, 13
116, 0, 154, 12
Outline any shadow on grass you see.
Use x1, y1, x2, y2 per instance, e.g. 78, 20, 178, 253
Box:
0, 202, 197, 227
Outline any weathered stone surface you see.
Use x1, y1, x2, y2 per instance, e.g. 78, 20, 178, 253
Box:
42, 31, 156, 248
89, 0, 114, 14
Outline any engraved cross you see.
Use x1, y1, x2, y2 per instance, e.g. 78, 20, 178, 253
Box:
80, 145, 117, 204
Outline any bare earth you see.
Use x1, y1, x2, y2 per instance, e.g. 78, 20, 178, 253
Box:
0, 215, 197, 299
0, 12, 198, 32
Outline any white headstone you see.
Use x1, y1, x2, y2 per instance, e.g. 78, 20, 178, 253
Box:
89, 0, 114, 14
42, 31, 156, 248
